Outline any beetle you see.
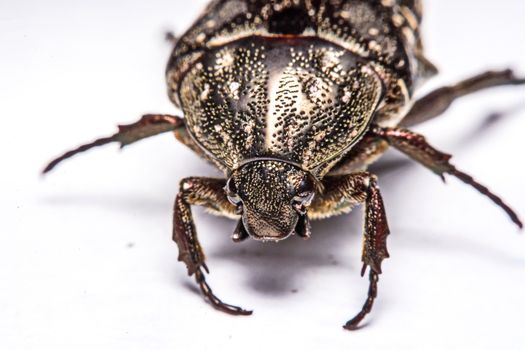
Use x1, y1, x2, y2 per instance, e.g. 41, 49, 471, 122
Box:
43, 0, 524, 330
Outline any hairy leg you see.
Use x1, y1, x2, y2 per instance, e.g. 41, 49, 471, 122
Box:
43, 114, 185, 173
371, 125, 522, 228
401, 69, 525, 127
173, 177, 252, 315
312, 173, 390, 330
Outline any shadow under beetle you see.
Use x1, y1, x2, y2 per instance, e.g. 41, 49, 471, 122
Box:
44, 0, 524, 330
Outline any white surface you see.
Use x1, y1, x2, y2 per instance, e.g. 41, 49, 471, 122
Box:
2, 1, 525, 349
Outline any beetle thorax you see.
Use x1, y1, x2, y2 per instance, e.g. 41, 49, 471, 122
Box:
179, 36, 383, 173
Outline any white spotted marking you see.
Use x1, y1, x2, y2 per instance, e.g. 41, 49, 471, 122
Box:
229, 81, 241, 100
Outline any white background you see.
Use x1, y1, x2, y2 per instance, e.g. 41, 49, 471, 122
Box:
2, 1, 525, 349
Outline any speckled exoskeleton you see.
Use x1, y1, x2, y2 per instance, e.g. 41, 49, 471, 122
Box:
44, 0, 524, 330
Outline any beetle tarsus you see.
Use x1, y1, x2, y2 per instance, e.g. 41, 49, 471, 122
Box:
449, 168, 523, 229
195, 269, 253, 316
42, 114, 183, 174
42, 136, 114, 174
344, 269, 379, 331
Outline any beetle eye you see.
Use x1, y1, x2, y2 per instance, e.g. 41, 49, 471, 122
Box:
225, 178, 241, 206
297, 175, 314, 194
226, 177, 237, 193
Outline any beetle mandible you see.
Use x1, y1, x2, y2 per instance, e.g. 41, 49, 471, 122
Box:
44, 0, 524, 330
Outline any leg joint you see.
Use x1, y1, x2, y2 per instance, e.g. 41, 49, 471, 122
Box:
179, 177, 198, 193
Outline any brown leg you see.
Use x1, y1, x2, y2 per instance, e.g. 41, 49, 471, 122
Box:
371, 126, 523, 228
173, 177, 252, 316
345, 269, 379, 330
313, 173, 390, 330
401, 69, 525, 127
43, 114, 184, 173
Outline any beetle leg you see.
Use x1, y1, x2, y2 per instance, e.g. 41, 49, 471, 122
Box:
401, 69, 525, 127
173, 177, 252, 316
43, 114, 184, 173
345, 269, 379, 331
345, 173, 389, 330
314, 173, 390, 330
371, 126, 523, 228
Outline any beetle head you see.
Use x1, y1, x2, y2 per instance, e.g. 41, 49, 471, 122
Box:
225, 160, 316, 242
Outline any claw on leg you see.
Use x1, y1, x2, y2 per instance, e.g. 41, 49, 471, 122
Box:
173, 177, 252, 316
344, 268, 379, 330
314, 173, 389, 330
195, 268, 253, 316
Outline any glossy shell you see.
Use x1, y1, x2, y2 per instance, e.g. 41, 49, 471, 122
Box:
166, 0, 436, 174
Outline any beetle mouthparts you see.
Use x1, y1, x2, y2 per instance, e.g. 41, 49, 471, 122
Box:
242, 209, 297, 242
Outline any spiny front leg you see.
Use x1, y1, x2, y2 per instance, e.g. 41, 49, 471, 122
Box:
345, 174, 389, 330
173, 177, 252, 316
43, 114, 184, 173
317, 173, 390, 330
371, 126, 523, 228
